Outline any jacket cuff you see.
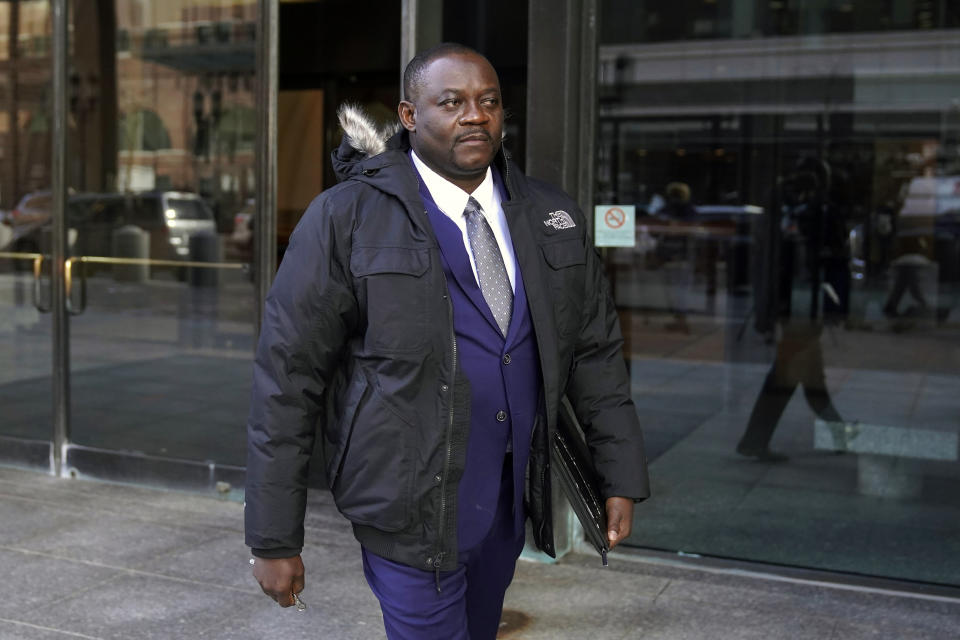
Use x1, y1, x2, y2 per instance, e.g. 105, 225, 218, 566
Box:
602, 491, 651, 503
251, 547, 302, 559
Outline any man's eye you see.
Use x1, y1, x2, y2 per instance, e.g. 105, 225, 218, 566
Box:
440, 99, 459, 107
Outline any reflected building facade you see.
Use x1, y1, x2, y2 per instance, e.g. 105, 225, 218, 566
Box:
0, 0, 958, 590
596, 0, 960, 587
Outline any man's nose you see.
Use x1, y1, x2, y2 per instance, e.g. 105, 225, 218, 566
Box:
459, 100, 488, 124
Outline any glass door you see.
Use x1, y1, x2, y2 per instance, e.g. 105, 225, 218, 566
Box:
58, 0, 259, 491
595, 1, 960, 585
0, 0, 55, 468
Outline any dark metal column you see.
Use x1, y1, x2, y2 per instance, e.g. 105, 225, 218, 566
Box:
400, 0, 442, 80
526, 0, 599, 225
6, 0, 20, 205
95, 0, 118, 192
254, 0, 278, 338
525, 0, 600, 558
51, 0, 70, 475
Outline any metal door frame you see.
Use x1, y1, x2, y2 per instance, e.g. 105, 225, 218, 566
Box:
51, 0, 69, 476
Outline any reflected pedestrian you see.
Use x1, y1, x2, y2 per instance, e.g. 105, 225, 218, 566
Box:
738, 158, 849, 461
657, 181, 696, 332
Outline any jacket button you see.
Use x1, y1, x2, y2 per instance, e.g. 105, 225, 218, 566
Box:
434, 473, 442, 484
440, 384, 449, 393
502, 354, 511, 365
496, 410, 507, 422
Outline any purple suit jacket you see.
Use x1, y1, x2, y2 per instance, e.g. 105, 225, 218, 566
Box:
414, 164, 541, 551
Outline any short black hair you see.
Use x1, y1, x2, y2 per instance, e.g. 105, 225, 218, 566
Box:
402, 42, 489, 102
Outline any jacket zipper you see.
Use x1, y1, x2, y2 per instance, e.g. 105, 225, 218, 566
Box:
434, 264, 457, 592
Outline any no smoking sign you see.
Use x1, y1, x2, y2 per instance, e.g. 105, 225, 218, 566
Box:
594, 205, 635, 247
604, 207, 626, 229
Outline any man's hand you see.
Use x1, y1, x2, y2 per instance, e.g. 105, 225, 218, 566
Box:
252, 555, 305, 607
605, 497, 634, 550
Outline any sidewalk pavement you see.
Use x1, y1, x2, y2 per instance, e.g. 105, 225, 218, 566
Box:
1, 465, 958, 640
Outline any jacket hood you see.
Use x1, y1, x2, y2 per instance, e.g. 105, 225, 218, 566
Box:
331, 104, 403, 182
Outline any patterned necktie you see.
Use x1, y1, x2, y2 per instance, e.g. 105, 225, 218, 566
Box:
464, 197, 513, 335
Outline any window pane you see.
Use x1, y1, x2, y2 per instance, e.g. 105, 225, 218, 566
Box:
0, 0, 54, 462
598, 0, 960, 586
66, 0, 258, 482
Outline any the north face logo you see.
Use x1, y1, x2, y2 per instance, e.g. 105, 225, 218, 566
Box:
544, 210, 576, 230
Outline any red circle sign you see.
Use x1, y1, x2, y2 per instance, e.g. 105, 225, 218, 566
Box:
604, 207, 626, 229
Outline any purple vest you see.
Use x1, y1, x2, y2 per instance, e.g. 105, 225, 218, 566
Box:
414, 165, 541, 551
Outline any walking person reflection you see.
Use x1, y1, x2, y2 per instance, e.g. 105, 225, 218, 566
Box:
657, 182, 697, 333
737, 158, 849, 461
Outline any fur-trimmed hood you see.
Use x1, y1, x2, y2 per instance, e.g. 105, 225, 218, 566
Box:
331, 104, 403, 182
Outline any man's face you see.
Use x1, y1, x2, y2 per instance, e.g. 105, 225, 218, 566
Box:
399, 52, 504, 193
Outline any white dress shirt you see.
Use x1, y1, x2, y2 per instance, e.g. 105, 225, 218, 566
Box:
411, 150, 517, 292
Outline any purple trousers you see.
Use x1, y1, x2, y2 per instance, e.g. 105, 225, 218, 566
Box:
362, 460, 524, 639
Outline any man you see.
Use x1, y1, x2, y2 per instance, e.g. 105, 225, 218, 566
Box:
246, 43, 649, 639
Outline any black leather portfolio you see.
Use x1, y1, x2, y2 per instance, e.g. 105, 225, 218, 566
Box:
553, 397, 610, 566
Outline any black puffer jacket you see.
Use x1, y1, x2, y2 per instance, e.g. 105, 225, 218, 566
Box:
245, 119, 649, 571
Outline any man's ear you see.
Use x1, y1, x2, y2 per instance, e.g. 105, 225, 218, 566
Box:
398, 101, 416, 132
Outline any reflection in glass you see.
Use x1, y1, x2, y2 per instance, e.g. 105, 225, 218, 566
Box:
0, 0, 53, 449
66, 1, 258, 469
598, 1, 960, 585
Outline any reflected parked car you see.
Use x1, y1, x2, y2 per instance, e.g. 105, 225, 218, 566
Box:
9, 190, 53, 227
898, 176, 960, 252
224, 199, 293, 264
226, 198, 254, 262
0, 211, 12, 252
67, 191, 216, 262
894, 176, 960, 318
899, 176, 960, 219
0, 215, 78, 273
1, 191, 216, 272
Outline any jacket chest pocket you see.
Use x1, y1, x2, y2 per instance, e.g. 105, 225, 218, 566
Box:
351, 246, 430, 353
540, 237, 587, 338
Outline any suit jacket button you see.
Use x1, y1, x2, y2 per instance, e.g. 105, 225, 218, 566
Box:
502, 353, 511, 365
496, 410, 507, 422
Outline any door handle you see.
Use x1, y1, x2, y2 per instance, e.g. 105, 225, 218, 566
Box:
32, 255, 52, 313
65, 257, 87, 315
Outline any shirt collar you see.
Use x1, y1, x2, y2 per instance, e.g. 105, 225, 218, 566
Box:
410, 150, 497, 219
